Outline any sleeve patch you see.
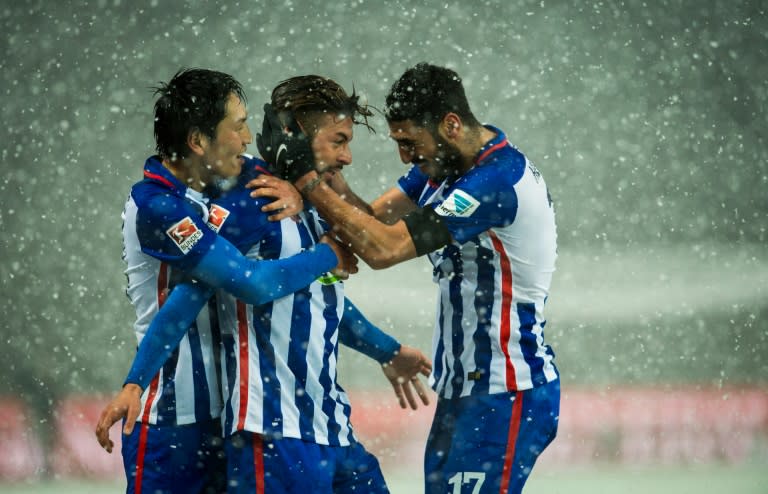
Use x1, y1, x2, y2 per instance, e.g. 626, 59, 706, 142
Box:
435, 189, 480, 218
207, 204, 230, 232
166, 216, 204, 254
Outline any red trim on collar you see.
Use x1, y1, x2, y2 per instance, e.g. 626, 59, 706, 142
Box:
143, 170, 176, 189
475, 138, 508, 164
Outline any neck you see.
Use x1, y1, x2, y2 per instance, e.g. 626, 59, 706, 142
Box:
458, 125, 496, 171
162, 157, 206, 191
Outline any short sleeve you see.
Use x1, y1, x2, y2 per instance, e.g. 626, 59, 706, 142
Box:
396, 165, 430, 203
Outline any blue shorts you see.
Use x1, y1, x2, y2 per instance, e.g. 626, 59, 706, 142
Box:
121, 418, 226, 494
425, 379, 560, 494
225, 431, 388, 494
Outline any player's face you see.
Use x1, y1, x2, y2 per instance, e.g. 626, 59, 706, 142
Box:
203, 93, 252, 180
310, 114, 354, 178
388, 119, 462, 181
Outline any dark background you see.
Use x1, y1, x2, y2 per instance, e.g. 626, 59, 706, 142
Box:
1, 0, 765, 444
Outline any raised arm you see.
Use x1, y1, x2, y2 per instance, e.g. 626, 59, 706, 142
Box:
295, 171, 451, 269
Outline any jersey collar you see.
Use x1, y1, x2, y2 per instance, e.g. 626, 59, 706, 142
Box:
473, 125, 508, 166
142, 155, 187, 193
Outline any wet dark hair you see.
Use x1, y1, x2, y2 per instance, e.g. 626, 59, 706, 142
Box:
152, 68, 246, 160
384, 63, 479, 129
270, 75, 373, 134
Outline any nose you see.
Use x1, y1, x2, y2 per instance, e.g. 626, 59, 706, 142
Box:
398, 147, 412, 164
338, 145, 352, 166
243, 123, 253, 144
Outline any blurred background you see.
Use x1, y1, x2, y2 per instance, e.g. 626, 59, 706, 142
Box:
1, 0, 766, 492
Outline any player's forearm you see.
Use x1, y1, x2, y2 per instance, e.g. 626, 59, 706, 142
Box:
190, 235, 338, 304
301, 177, 417, 269
125, 283, 213, 390
370, 187, 417, 225
339, 298, 400, 363
327, 172, 374, 215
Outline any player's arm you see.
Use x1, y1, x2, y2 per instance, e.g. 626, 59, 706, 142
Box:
369, 186, 417, 225
94, 236, 342, 452
324, 171, 417, 225
126, 234, 346, 390
295, 170, 451, 269
339, 298, 431, 409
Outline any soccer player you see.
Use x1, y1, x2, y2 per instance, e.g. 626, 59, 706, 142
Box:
280, 63, 561, 494
104, 67, 355, 494
218, 75, 432, 493
97, 73, 432, 493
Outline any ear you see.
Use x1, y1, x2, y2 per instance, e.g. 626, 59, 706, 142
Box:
442, 113, 462, 139
187, 128, 209, 157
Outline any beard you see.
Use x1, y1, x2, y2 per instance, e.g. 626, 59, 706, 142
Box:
428, 132, 464, 182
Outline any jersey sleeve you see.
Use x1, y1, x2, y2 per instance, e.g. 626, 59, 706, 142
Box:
133, 188, 217, 270
338, 298, 400, 364
396, 165, 430, 202
433, 170, 520, 244
124, 238, 339, 390
212, 188, 274, 254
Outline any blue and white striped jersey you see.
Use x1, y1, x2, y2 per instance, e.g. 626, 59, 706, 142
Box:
122, 156, 222, 426
212, 158, 356, 446
398, 126, 559, 399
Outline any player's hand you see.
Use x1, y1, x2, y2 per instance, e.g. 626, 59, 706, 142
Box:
245, 174, 304, 221
382, 345, 432, 410
256, 103, 315, 182
319, 234, 358, 280
94, 384, 143, 453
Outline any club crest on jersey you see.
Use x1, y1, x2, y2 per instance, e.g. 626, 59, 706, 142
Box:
207, 204, 230, 233
435, 189, 480, 218
166, 216, 203, 254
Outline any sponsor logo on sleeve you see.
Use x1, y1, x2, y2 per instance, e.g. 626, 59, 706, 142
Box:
207, 204, 230, 232
435, 189, 480, 218
166, 216, 204, 254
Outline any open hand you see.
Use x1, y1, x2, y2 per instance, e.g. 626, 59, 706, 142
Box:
382, 345, 432, 410
94, 384, 143, 453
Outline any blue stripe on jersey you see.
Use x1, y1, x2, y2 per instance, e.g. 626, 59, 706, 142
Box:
516, 303, 558, 386
447, 266, 466, 398
187, 324, 211, 421
517, 302, 547, 386
291, 215, 318, 443
156, 349, 179, 424
432, 297, 447, 395
255, 302, 283, 436
318, 284, 343, 446
470, 242, 496, 394
288, 286, 316, 443
208, 297, 222, 415
222, 332, 237, 434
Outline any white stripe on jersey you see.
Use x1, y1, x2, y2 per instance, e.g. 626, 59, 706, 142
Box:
219, 209, 354, 445
123, 194, 222, 425
427, 153, 558, 399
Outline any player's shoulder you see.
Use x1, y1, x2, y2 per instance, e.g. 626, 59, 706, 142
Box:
130, 177, 184, 213
212, 158, 273, 219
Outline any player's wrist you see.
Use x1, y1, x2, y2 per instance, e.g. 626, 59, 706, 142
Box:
295, 170, 322, 195
122, 383, 144, 394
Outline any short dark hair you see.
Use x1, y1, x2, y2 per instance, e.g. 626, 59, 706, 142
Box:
152, 68, 246, 160
270, 75, 373, 134
384, 63, 479, 129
